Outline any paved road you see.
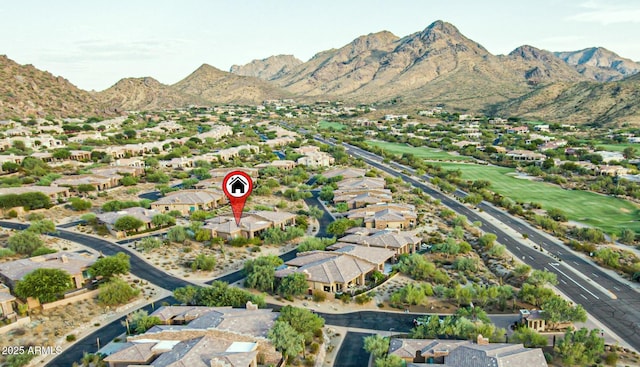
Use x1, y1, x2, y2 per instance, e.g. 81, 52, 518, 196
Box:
321, 138, 640, 351
335, 332, 372, 367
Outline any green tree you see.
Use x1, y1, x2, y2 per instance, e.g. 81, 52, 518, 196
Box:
245, 265, 276, 292
114, 215, 144, 233
120, 176, 138, 186
151, 213, 175, 227
77, 184, 97, 194
374, 354, 403, 367
167, 226, 187, 243
554, 328, 604, 366
326, 218, 358, 236
174, 285, 199, 305
363, 335, 389, 359
278, 306, 325, 343
191, 254, 216, 271
463, 193, 483, 206
1, 161, 20, 173
52, 148, 71, 159
478, 233, 497, 248
98, 278, 140, 306
8, 231, 43, 255
541, 296, 587, 328
526, 270, 558, 287
268, 321, 304, 361
123, 310, 162, 334
620, 228, 635, 244
27, 219, 56, 234
192, 281, 265, 307
194, 228, 212, 242
623, 146, 637, 159
137, 237, 163, 252
15, 268, 72, 303
69, 197, 92, 211
90, 253, 131, 279
277, 273, 309, 298
510, 327, 548, 348
308, 205, 324, 220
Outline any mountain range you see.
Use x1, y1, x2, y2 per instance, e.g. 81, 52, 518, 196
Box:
1, 20, 639, 124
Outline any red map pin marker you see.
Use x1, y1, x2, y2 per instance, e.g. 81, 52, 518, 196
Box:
222, 171, 254, 226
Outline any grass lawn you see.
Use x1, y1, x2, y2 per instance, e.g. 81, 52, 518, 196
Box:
367, 141, 473, 162
593, 143, 640, 152
318, 120, 347, 130
432, 162, 640, 234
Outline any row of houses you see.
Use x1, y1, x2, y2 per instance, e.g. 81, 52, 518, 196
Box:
101, 304, 281, 367
272, 167, 422, 295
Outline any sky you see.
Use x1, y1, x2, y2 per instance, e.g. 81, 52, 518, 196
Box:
2, 0, 640, 91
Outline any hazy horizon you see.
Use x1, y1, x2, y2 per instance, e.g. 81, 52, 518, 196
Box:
3, 0, 640, 91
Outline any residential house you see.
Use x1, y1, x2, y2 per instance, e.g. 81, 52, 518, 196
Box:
96, 207, 161, 238
30, 152, 54, 162
0, 154, 26, 167
196, 124, 234, 140
0, 283, 16, 320
347, 203, 417, 230
0, 186, 70, 200
68, 132, 109, 143
202, 211, 296, 239
533, 124, 550, 132
111, 158, 146, 168
505, 150, 546, 162
159, 157, 194, 169
52, 174, 121, 191
333, 191, 393, 209
0, 251, 99, 290
337, 177, 386, 191
506, 126, 529, 134
68, 150, 92, 161
335, 228, 422, 255
262, 136, 296, 148
92, 165, 145, 178
296, 151, 335, 167
151, 190, 226, 215
103, 304, 280, 367
275, 251, 378, 294
213, 145, 260, 161
254, 160, 297, 170
322, 167, 366, 180
389, 335, 547, 366
209, 167, 259, 184
596, 165, 630, 176
519, 309, 546, 332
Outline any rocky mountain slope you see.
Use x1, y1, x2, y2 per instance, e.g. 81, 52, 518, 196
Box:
268, 21, 591, 110
0, 55, 107, 119
230, 55, 302, 80
554, 47, 640, 81
172, 64, 291, 105
98, 77, 207, 111
494, 72, 640, 125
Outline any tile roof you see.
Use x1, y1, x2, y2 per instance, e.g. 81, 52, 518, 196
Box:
282, 251, 376, 284
153, 190, 223, 205
0, 251, 99, 282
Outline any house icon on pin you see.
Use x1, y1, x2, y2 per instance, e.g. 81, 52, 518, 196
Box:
229, 176, 246, 194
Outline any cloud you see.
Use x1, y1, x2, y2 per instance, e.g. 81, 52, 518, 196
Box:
39, 38, 193, 63
567, 1, 640, 24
